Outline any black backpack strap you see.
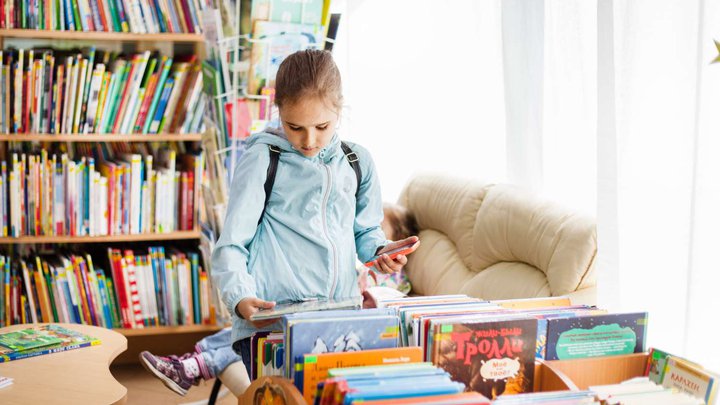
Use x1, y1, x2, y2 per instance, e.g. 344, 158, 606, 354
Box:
340, 141, 361, 197
259, 145, 281, 225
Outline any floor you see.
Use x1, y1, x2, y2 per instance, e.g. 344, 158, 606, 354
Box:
111, 364, 237, 405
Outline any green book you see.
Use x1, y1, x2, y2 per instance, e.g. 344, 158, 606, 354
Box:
102, 62, 130, 133
0, 327, 64, 353
142, 57, 173, 134
71, 0, 82, 31
0, 325, 100, 363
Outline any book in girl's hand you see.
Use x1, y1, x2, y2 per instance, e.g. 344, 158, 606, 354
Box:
0, 324, 100, 362
250, 297, 362, 320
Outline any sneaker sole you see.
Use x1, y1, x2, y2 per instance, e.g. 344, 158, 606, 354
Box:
139, 353, 189, 396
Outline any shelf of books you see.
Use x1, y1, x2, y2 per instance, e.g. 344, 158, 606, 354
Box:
0, 0, 227, 361
0, 29, 204, 43
0, 230, 201, 244
0, 133, 202, 142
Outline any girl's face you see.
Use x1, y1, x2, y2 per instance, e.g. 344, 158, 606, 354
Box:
279, 96, 339, 158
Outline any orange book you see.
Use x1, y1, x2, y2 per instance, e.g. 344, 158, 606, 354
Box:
303, 347, 423, 404
32, 266, 50, 322
34, 256, 52, 322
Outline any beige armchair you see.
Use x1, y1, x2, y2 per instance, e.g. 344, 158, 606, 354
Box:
398, 174, 597, 305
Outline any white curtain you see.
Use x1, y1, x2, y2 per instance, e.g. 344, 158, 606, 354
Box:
335, 0, 720, 371
598, 0, 720, 371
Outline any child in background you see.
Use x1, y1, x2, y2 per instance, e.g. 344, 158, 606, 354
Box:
140, 49, 419, 396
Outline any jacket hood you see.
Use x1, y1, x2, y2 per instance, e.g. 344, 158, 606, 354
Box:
246, 125, 341, 163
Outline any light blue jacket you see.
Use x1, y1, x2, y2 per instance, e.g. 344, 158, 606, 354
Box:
211, 128, 388, 343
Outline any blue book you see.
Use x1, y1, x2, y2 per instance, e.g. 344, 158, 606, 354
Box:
148, 78, 175, 134
150, 0, 167, 32
189, 253, 200, 324
0, 325, 101, 363
148, 247, 163, 326
96, 270, 115, 329
343, 379, 464, 405
285, 313, 400, 380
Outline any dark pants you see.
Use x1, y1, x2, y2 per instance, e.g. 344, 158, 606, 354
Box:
232, 337, 253, 378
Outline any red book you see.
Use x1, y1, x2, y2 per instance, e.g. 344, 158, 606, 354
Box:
123, 250, 144, 328
133, 71, 160, 132
112, 54, 139, 133
186, 171, 194, 230
108, 249, 132, 328
96, 0, 110, 32
71, 257, 93, 325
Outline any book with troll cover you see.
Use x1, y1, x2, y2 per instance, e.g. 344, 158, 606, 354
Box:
432, 317, 537, 400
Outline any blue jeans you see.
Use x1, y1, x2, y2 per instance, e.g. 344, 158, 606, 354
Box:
197, 328, 247, 377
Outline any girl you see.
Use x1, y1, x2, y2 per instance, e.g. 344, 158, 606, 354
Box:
139, 49, 418, 397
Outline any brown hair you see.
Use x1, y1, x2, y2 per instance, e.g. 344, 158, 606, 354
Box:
383, 203, 418, 241
275, 49, 343, 112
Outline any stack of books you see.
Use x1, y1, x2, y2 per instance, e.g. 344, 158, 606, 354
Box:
0, 247, 217, 329
0, 0, 207, 33
0, 324, 99, 362
0, 48, 205, 136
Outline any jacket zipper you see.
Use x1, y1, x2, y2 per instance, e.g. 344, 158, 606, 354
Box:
321, 163, 339, 297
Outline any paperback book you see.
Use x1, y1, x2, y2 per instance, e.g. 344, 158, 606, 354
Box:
0, 324, 100, 362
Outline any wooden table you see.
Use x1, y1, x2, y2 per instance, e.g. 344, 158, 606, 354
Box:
0, 323, 128, 404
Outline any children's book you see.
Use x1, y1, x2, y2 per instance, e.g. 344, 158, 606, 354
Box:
0, 327, 64, 353
302, 346, 423, 404
431, 317, 538, 400
544, 312, 648, 361
248, 20, 324, 95
0, 324, 100, 362
645, 347, 672, 384
662, 356, 718, 405
285, 312, 399, 380
251, 297, 362, 320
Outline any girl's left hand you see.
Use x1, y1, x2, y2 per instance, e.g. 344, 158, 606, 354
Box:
372, 236, 420, 274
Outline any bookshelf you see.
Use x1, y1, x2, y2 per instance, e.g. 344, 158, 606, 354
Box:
0, 133, 202, 142
0, 24, 218, 363
0, 230, 201, 244
0, 29, 204, 43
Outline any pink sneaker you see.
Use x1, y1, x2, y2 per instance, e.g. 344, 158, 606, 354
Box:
139, 351, 198, 396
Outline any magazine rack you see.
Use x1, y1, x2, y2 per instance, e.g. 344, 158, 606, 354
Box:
237, 354, 652, 405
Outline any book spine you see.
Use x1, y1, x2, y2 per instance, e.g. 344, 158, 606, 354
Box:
0, 340, 100, 363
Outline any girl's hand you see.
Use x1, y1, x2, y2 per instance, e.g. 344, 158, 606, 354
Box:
372, 236, 420, 274
235, 297, 277, 328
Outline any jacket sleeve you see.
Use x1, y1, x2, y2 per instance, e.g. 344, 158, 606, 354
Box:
210, 144, 270, 316
351, 144, 389, 263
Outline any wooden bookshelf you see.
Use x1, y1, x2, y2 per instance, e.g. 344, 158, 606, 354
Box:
0, 25, 215, 366
0, 133, 202, 142
0, 29, 204, 43
0, 230, 201, 244
116, 324, 224, 337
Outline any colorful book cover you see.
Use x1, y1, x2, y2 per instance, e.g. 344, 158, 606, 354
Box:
544, 312, 648, 361
285, 313, 399, 380
248, 20, 324, 95
302, 346, 423, 404
645, 347, 672, 384
0, 324, 100, 362
433, 317, 537, 399
0, 326, 64, 352
662, 356, 718, 405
